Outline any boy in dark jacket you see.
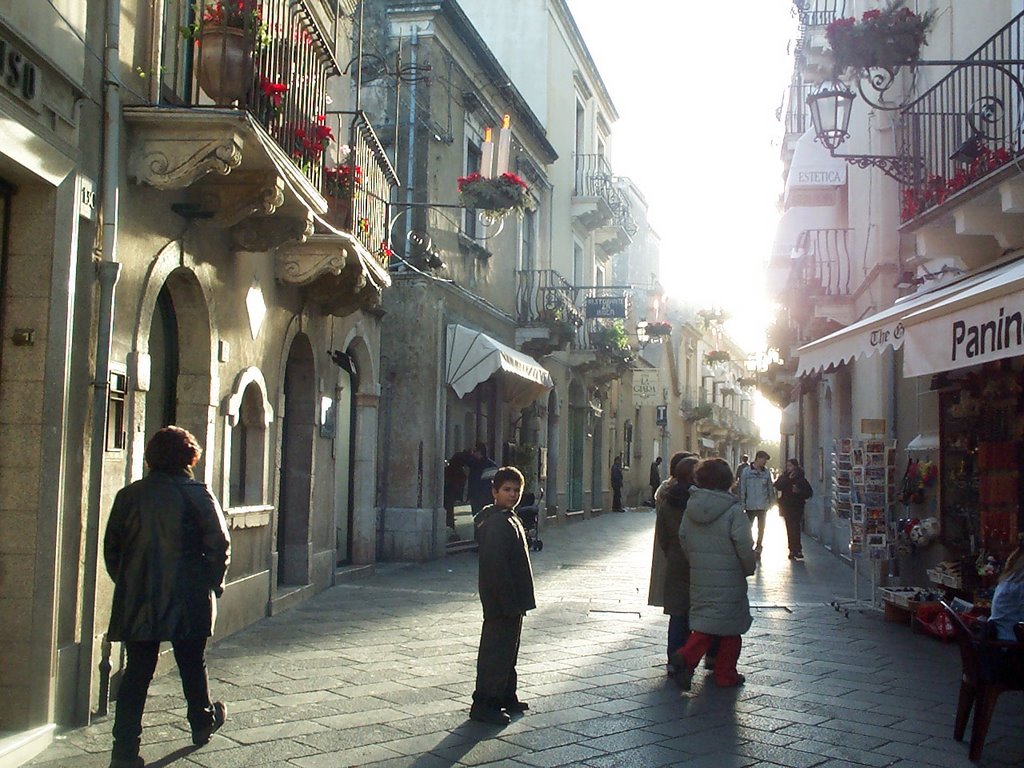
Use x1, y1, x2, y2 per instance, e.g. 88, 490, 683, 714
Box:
774, 458, 813, 561
471, 466, 535, 725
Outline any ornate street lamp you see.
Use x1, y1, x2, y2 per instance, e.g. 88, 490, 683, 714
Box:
806, 80, 854, 152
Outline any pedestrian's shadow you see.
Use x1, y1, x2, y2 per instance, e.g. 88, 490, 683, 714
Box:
144, 746, 203, 767
413, 719, 511, 765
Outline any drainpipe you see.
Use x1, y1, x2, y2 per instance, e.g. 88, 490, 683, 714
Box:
404, 28, 418, 250
77, 0, 123, 724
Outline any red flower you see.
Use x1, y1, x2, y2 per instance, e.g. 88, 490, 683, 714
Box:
500, 172, 529, 189
259, 77, 288, 107
861, 9, 883, 22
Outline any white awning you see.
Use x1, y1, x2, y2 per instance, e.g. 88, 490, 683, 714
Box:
445, 324, 554, 407
795, 263, 1018, 376
784, 129, 847, 204
902, 258, 1024, 377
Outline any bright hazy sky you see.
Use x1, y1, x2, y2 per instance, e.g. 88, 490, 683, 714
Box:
565, 0, 799, 437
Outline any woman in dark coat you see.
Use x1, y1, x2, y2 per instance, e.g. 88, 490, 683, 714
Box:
655, 455, 699, 679
104, 426, 231, 768
774, 458, 813, 561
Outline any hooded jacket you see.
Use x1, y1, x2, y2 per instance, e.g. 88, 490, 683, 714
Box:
774, 469, 813, 514
104, 471, 230, 642
679, 488, 757, 636
475, 504, 536, 619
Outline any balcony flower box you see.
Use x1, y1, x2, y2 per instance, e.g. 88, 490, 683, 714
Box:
457, 172, 536, 217
826, 0, 935, 72
704, 349, 731, 365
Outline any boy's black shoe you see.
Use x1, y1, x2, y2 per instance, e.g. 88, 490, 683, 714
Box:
470, 703, 510, 725
501, 698, 529, 713
191, 702, 226, 746
108, 757, 145, 768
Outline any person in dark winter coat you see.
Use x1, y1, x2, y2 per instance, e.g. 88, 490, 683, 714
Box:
655, 455, 699, 681
610, 455, 624, 511
649, 456, 663, 505
104, 426, 231, 768
672, 458, 757, 690
458, 442, 498, 516
471, 466, 536, 725
774, 458, 813, 561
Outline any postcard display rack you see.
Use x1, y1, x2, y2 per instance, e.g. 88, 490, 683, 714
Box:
832, 438, 898, 605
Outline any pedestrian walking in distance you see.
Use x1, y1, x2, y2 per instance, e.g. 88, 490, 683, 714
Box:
738, 450, 773, 556
774, 458, 813, 561
610, 454, 624, 511
731, 454, 749, 495
672, 458, 757, 690
471, 465, 535, 725
104, 426, 231, 768
649, 455, 663, 506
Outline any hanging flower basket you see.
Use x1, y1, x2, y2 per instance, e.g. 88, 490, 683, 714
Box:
646, 321, 672, 336
704, 350, 731, 365
826, 0, 936, 71
457, 172, 536, 217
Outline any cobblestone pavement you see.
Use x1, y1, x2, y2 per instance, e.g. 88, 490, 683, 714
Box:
29, 510, 1024, 767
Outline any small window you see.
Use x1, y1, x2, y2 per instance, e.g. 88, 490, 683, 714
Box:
106, 369, 128, 452
229, 382, 267, 505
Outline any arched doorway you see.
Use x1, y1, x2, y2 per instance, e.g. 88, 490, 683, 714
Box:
332, 349, 356, 565
278, 333, 315, 586
145, 270, 212, 474
591, 415, 603, 510
567, 379, 586, 511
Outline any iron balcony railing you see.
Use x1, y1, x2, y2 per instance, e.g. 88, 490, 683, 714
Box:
514, 269, 583, 328
573, 154, 637, 235
792, 0, 846, 28
575, 285, 632, 351
782, 81, 814, 137
899, 13, 1024, 224
322, 111, 400, 269
792, 228, 853, 296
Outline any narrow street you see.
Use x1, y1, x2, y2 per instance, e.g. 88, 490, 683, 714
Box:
30, 512, 1024, 768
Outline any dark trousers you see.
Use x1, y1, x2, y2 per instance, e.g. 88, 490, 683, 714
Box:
746, 509, 766, 548
783, 508, 804, 556
612, 486, 622, 511
667, 614, 689, 663
112, 637, 213, 757
679, 631, 743, 686
473, 614, 523, 706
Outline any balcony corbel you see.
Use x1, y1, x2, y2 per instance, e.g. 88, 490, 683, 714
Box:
125, 107, 327, 251
275, 232, 391, 317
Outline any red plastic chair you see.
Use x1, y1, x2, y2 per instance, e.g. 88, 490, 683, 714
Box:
941, 601, 1024, 762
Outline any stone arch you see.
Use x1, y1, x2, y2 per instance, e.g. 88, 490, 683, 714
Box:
226, 367, 274, 427
545, 387, 560, 513
130, 239, 217, 484
223, 367, 274, 509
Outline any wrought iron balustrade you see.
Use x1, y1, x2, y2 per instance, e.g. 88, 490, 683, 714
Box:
899, 13, 1024, 223
322, 111, 399, 268
515, 269, 582, 328
792, 0, 846, 28
193, 0, 338, 192
783, 82, 814, 136
792, 228, 853, 296
576, 285, 632, 351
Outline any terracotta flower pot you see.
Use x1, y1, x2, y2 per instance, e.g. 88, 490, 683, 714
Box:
198, 26, 252, 106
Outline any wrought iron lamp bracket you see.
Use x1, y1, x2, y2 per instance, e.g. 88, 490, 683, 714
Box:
822, 58, 1024, 184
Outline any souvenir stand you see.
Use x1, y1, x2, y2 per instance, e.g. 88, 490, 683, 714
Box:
830, 430, 898, 612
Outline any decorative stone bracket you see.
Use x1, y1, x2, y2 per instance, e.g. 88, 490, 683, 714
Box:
275, 234, 389, 317
125, 107, 325, 252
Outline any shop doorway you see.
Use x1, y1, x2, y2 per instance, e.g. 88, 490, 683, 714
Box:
591, 416, 603, 510
567, 380, 585, 511
278, 333, 315, 586
545, 388, 559, 513
333, 352, 355, 565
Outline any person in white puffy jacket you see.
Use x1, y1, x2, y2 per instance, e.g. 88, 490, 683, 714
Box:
671, 458, 757, 690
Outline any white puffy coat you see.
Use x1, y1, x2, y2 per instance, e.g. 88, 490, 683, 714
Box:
679, 488, 757, 636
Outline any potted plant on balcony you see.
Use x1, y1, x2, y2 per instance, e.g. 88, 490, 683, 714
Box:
826, 0, 936, 72
323, 151, 359, 227
187, 1, 267, 106
457, 172, 537, 219
590, 320, 631, 354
